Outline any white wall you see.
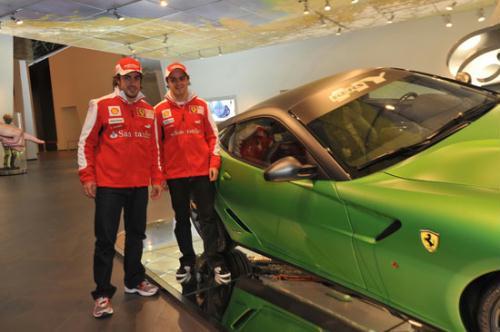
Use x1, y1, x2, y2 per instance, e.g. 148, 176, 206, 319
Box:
167, 8, 493, 113
0, 35, 14, 120
0, 35, 14, 163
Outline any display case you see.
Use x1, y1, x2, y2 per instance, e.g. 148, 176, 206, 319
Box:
0, 112, 27, 175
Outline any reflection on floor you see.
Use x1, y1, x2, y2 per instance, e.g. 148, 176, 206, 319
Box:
116, 218, 204, 294
117, 219, 435, 331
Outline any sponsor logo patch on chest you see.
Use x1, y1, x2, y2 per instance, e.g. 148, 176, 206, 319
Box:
108, 106, 122, 117
109, 117, 124, 124
163, 118, 175, 125
162, 109, 172, 119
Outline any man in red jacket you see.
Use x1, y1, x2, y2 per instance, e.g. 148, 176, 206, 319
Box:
78, 57, 163, 319
155, 62, 230, 286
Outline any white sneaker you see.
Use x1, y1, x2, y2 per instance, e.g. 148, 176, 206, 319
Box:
176, 265, 193, 284
124, 280, 159, 296
214, 266, 231, 285
93, 297, 113, 318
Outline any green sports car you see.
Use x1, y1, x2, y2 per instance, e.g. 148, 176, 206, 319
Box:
214, 68, 500, 331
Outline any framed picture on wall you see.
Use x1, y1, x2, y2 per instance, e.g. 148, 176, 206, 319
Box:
206, 96, 237, 122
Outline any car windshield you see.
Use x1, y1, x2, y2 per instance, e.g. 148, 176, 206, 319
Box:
307, 73, 497, 173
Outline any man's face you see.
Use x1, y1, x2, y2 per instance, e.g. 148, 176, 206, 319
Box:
166, 68, 189, 98
118, 72, 142, 99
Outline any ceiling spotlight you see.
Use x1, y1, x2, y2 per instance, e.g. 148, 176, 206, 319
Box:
163, 34, 168, 44
445, 1, 456, 11
218, 46, 222, 56
387, 13, 394, 24
160, 0, 168, 7
477, 8, 486, 22
11, 15, 23, 25
113, 9, 124, 21
304, 4, 310, 15
444, 15, 453, 28
324, 0, 331, 11
351, 0, 359, 3
336, 27, 342, 36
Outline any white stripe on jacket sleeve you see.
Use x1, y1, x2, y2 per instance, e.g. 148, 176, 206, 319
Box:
77, 99, 98, 170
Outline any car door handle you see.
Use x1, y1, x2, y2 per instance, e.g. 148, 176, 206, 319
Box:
221, 171, 232, 181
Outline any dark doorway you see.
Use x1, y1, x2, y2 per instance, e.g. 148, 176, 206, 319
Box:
29, 59, 57, 151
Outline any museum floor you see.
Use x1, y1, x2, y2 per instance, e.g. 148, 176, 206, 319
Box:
0, 150, 218, 332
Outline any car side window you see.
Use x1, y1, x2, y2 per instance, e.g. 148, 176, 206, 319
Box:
219, 125, 234, 150
228, 118, 308, 168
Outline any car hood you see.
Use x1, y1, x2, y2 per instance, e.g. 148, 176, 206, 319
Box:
385, 105, 500, 191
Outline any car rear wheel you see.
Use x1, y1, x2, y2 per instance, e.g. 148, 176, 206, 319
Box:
478, 281, 500, 332
224, 248, 253, 279
195, 249, 252, 320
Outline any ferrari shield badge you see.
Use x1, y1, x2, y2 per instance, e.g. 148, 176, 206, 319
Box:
420, 230, 440, 253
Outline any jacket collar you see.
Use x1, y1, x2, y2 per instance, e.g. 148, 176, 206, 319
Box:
115, 87, 145, 104
165, 90, 196, 107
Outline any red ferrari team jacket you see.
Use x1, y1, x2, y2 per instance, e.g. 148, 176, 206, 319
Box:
154, 92, 220, 180
78, 89, 162, 187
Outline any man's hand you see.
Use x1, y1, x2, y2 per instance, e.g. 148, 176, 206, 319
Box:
150, 184, 163, 200
161, 180, 168, 191
83, 181, 96, 198
209, 167, 219, 182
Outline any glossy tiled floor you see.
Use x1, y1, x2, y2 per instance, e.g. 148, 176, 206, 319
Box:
0, 151, 217, 332
116, 218, 204, 294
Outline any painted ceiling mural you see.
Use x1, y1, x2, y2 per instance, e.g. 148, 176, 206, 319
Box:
0, 0, 496, 60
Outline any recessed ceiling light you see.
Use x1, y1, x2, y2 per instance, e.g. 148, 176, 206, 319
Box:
445, 1, 456, 11
478, 8, 486, 22
387, 13, 394, 24
443, 15, 453, 28
113, 9, 124, 21
160, 0, 168, 7
324, 0, 331, 11
11, 15, 23, 25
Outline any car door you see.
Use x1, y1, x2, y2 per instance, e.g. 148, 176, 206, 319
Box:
217, 117, 365, 288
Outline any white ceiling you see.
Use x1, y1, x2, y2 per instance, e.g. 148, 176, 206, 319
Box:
0, 0, 496, 60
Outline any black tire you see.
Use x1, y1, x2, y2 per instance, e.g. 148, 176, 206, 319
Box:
223, 248, 253, 279
478, 281, 500, 332
194, 249, 251, 320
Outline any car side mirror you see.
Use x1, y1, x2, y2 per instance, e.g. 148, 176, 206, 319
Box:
264, 156, 317, 182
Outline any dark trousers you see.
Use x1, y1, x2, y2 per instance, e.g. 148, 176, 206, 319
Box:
167, 176, 222, 268
91, 187, 148, 299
